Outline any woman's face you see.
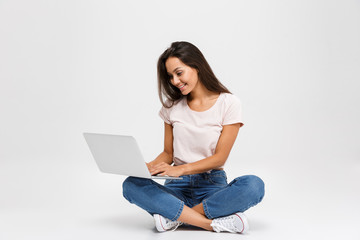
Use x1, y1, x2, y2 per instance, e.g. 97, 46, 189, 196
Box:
165, 57, 199, 95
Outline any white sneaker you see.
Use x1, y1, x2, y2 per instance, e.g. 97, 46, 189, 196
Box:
154, 214, 183, 232
210, 212, 249, 233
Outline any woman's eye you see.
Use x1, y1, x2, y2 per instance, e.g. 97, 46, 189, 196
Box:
177, 72, 182, 76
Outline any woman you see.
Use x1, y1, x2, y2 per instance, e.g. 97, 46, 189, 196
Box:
122, 41, 265, 233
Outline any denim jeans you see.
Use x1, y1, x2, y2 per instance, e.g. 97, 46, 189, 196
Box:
122, 170, 265, 221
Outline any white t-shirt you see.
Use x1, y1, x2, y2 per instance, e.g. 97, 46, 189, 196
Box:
158, 92, 244, 168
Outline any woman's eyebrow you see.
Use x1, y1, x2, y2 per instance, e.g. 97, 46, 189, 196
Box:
167, 67, 182, 75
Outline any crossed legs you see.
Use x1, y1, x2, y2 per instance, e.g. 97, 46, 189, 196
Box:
123, 175, 265, 231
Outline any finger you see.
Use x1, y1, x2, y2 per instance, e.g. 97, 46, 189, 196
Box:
157, 171, 169, 177
150, 168, 165, 176
150, 164, 172, 175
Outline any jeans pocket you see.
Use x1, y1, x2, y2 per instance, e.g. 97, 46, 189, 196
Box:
208, 173, 227, 186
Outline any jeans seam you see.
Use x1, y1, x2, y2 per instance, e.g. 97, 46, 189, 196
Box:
190, 175, 196, 207
150, 180, 185, 221
202, 199, 213, 219
171, 201, 184, 221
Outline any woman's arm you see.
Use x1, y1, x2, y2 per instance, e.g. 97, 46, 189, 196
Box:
150, 123, 242, 177
146, 122, 174, 171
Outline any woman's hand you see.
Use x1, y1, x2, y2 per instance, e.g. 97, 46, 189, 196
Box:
146, 162, 152, 171
149, 162, 184, 177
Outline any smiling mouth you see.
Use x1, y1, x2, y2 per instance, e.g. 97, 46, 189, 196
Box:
178, 84, 186, 90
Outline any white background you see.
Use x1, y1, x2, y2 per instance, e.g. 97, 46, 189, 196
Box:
0, 0, 359, 239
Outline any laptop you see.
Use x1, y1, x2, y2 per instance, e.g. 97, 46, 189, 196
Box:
83, 133, 182, 180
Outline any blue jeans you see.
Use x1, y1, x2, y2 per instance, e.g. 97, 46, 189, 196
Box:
122, 170, 265, 221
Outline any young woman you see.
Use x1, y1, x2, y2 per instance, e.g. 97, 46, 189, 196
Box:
122, 41, 265, 233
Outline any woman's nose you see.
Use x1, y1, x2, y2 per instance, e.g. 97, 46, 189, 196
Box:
172, 76, 181, 85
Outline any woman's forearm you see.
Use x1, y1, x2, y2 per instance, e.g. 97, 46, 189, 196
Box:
147, 151, 173, 168
180, 153, 226, 175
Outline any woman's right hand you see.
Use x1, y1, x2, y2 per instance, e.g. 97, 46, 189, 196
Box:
146, 162, 152, 172
148, 162, 184, 177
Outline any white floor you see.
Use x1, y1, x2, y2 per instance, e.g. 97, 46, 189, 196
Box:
1, 156, 359, 240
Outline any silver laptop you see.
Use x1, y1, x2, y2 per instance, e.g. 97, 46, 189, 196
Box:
83, 133, 182, 180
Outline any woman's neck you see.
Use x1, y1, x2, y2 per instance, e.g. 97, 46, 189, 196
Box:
187, 82, 218, 103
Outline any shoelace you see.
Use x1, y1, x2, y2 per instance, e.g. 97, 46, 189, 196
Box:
166, 220, 183, 232
210, 216, 237, 233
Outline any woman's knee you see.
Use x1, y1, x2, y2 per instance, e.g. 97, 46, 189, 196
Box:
122, 176, 150, 201
249, 175, 265, 200
234, 175, 265, 202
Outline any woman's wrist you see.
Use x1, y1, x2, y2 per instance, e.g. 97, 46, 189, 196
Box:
178, 164, 190, 176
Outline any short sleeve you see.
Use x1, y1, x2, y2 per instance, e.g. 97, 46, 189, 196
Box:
159, 105, 171, 124
223, 95, 244, 126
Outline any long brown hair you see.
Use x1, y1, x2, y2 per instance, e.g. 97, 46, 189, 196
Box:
157, 41, 231, 108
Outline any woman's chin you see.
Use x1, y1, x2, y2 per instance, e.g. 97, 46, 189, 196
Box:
180, 88, 191, 95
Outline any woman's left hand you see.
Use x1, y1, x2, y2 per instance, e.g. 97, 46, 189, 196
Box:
149, 162, 184, 177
